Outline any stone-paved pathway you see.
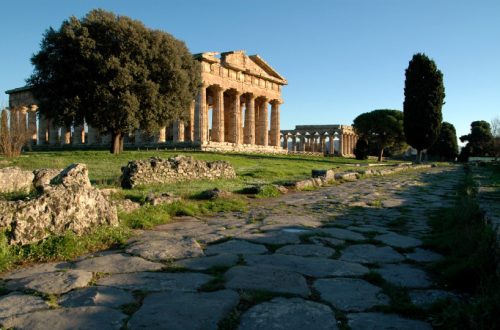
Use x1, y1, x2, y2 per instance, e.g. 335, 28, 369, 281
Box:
0, 166, 461, 329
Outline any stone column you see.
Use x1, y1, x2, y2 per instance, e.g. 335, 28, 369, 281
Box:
194, 84, 207, 143
292, 135, 296, 151
157, 126, 167, 143
259, 98, 268, 146
254, 101, 260, 143
188, 100, 195, 142
212, 86, 224, 142
28, 106, 38, 144
173, 121, 185, 142
282, 134, 288, 149
347, 135, 351, 155
346, 135, 350, 155
72, 125, 85, 145
48, 120, 58, 145
349, 135, 353, 155
37, 113, 48, 145
239, 100, 244, 144
270, 100, 280, 147
300, 136, 306, 151
230, 91, 241, 144
87, 126, 99, 145
62, 127, 71, 144
244, 94, 255, 145
18, 107, 27, 130
338, 134, 344, 156
320, 135, 326, 154
329, 135, 335, 155
345, 135, 349, 155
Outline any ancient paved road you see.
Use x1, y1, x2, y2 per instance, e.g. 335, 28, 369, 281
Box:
0, 166, 461, 330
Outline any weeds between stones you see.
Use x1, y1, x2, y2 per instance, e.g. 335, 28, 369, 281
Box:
362, 271, 425, 319
424, 166, 500, 329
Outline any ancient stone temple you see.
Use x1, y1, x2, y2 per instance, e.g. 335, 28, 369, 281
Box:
5, 50, 287, 154
281, 125, 358, 156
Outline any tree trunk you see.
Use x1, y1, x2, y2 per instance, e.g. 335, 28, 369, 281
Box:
416, 149, 422, 163
111, 131, 122, 154
119, 135, 124, 153
378, 148, 384, 162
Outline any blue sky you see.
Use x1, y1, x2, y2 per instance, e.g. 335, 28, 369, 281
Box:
1, 0, 499, 142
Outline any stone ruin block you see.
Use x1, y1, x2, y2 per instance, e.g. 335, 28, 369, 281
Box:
120, 155, 236, 189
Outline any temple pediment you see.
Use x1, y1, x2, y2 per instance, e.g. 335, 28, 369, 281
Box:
196, 50, 287, 85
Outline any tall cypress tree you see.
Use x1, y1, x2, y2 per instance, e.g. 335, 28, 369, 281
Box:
403, 53, 445, 162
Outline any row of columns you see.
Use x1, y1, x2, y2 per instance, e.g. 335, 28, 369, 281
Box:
7, 84, 281, 150
194, 84, 281, 147
282, 133, 357, 156
33, 122, 192, 147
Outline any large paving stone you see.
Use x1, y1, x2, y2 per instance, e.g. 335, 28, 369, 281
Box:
317, 227, 365, 241
126, 237, 204, 262
405, 248, 443, 263
310, 236, 345, 247
259, 214, 323, 231
0, 306, 127, 330
374, 232, 422, 248
340, 244, 404, 264
378, 264, 432, 288
6, 270, 93, 294
225, 265, 310, 297
238, 297, 338, 330
0, 292, 49, 319
347, 312, 432, 330
205, 240, 268, 255
58, 286, 134, 308
0, 262, 71, 280
128, 290, 239, 329
346, 225, 390, 234
96, 272, 212, 292
381, 198, 404, 208
174, 253, 239, 271
238, 231, 302, 245
315, 278, 389, 312
275, 244, 335, 257
244, 254, 369, 277
73, 253, 164, 273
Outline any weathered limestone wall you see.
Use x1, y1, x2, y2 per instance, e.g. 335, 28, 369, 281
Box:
0, 164, 118, 245
201, 142, 286, 154
121, 155, 236, 188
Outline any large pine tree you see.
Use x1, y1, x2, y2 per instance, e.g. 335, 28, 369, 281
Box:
403, 53, 445, 162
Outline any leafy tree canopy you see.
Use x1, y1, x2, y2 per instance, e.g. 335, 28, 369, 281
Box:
403, 53, 445, 162
428, 121, 458, 161
460, 120, 494, 157
28, 9, 201, 154
352, 109, 405, 161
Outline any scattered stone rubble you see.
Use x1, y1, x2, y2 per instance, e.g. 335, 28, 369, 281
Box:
120, 155, 236, 188
294, 164, 433, 191
0, 164, 118, 245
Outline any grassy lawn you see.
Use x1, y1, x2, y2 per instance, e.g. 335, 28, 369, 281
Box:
0, 150, 400, 196
0, 150, 404, 272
